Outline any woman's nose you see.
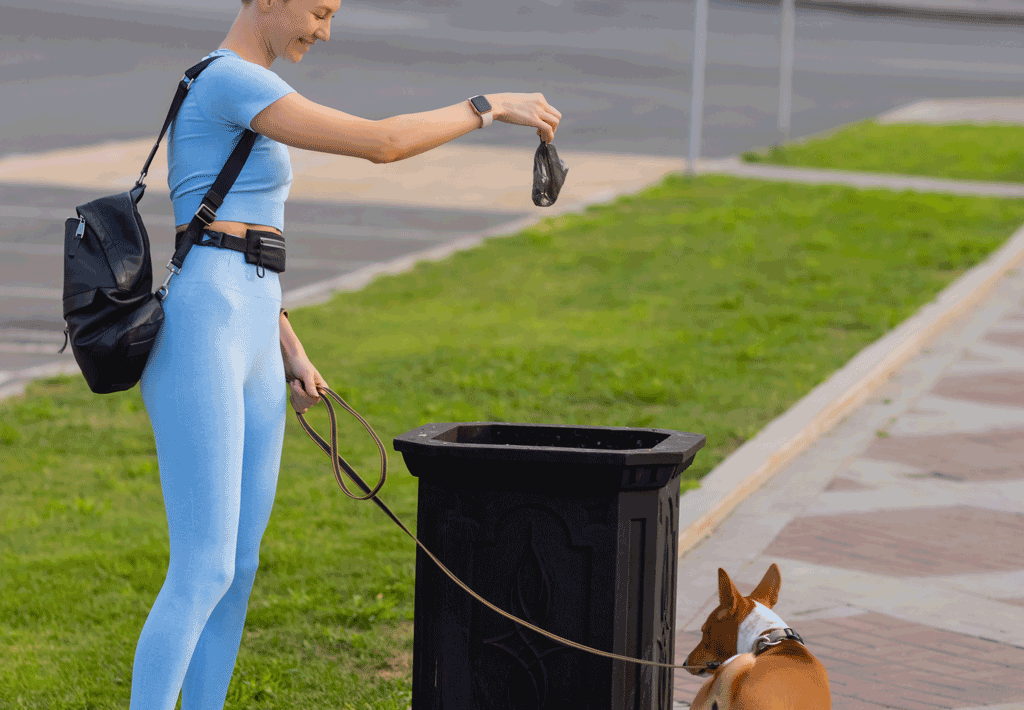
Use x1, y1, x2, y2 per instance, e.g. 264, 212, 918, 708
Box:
316, 25, 330, 42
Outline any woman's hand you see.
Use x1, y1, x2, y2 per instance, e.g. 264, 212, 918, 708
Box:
491, 93, 562, 143
284, 355, 328, 415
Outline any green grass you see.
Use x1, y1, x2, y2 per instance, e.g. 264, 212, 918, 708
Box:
742, 120, 1024, 183
3, 173, 1024, 708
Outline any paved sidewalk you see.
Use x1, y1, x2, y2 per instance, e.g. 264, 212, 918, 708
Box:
670, 99, 1024, 709
672, 261, 1024, 709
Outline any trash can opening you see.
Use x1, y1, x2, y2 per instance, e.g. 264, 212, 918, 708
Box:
433, 424, 669, 451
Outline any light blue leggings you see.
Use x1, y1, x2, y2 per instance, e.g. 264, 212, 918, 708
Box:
134, 236, 287, 710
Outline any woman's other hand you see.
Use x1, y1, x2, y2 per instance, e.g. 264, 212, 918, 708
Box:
492, 93, 562, 143
284, 356, 328, 415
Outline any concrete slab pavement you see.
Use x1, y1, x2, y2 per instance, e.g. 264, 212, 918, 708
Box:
672, 97, 1024, 708
673, 259, 1024, 708
878, 99, 1024, 126
0, 138, 686, 215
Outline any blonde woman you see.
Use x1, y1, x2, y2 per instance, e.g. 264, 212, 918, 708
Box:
133, 0, 561, 707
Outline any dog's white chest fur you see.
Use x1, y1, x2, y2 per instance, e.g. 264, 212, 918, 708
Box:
736, 601, 788, 655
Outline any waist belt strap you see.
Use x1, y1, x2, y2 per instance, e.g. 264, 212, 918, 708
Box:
175, 229, 247, 253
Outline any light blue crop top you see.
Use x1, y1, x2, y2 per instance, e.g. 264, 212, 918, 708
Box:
168, 49, 296, 231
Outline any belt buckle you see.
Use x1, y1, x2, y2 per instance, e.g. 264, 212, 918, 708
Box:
202, 230, 225, 247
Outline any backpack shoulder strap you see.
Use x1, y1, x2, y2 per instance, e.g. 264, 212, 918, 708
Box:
137, 56, 222, 188
149, 55, 261, 298
168, 129, 258, 272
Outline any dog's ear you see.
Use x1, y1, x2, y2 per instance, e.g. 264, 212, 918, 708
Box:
750, 563, 781, 608
717, 568, 741, 615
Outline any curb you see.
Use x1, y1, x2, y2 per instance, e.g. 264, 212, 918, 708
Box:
676, 216, 1024, 556
0, 361, 82, 402
696, 155, 1024, 199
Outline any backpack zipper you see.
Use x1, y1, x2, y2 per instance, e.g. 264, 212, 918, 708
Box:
68, 215, 86, 259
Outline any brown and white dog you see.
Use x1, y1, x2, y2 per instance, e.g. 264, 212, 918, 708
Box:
683, 563, 831, 709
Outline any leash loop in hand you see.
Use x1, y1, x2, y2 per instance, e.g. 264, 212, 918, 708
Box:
294, 384, 386, 501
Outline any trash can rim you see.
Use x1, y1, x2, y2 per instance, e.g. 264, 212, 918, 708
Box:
393, 421, 706, 467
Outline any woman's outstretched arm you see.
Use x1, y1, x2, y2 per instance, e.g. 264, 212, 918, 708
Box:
251, 92, 560, 164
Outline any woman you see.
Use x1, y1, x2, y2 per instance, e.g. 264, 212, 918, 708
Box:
133, 0, 562, 707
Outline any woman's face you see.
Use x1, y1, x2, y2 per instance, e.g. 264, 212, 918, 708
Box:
266, 0, 340, 63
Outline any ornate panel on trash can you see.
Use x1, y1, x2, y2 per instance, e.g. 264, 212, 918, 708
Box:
413, 481, 620, 710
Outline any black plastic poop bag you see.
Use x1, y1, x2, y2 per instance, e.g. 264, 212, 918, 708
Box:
532, 137, 569, 207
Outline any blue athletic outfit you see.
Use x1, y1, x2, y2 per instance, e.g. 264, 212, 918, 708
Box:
132, 49, 296, 710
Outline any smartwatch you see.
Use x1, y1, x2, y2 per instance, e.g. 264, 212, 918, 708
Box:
468, 95, 493, 128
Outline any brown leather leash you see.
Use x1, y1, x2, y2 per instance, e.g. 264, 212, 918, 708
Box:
293, 383, 717, 672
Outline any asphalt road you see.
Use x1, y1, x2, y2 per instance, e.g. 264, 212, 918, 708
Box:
4, 0, 1024, 158
2, 0, 1024, 396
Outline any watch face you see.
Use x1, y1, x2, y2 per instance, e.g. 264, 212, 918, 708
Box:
470, 95, 492, 114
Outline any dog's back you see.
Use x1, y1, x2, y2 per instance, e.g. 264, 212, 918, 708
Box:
691, 646, 831, 709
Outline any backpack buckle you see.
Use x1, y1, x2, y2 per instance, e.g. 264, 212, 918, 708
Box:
195, 202, 217, 227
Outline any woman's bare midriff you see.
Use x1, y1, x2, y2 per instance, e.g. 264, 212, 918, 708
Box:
175, 221, 281, 238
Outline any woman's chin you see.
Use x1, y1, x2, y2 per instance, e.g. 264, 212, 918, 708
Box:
286, 43, 310, 63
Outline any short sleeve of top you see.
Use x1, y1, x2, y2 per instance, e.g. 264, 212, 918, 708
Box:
168, 49, 296, 231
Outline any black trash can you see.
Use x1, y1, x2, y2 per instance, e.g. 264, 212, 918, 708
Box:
393, 422, 706, 710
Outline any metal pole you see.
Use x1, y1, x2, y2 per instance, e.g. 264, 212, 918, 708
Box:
687, 0, 709, 175
778, 0, 796, 143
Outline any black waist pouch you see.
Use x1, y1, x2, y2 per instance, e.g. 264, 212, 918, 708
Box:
178, 228, 285, 276
245, 229, 286, 276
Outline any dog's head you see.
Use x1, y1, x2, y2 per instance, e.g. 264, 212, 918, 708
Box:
684, 563, 782, 676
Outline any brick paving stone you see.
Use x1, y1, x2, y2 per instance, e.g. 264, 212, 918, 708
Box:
929, 372, 1024, 410
824, 670, 861, 688
862, 427, 1024, 482
763, 506, 1024, 576
895, 672, 1000, 701
984, 330, 1024, 349
815, 634, 884, 653
673, 628, 711, 705
889, 690, 957, 710
673, 674, 707, 700
854, 685, 926, 706
838, 630, 907, 650
831, 696, 889, 710
912, 655, 1012, 677
817, 613, 1024, 707
830, 615, 904, 634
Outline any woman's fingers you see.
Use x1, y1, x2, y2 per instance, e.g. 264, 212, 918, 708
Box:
498, 93, 561, 141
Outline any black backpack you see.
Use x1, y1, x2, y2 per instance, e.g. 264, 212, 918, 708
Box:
59, 55, 257, 393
